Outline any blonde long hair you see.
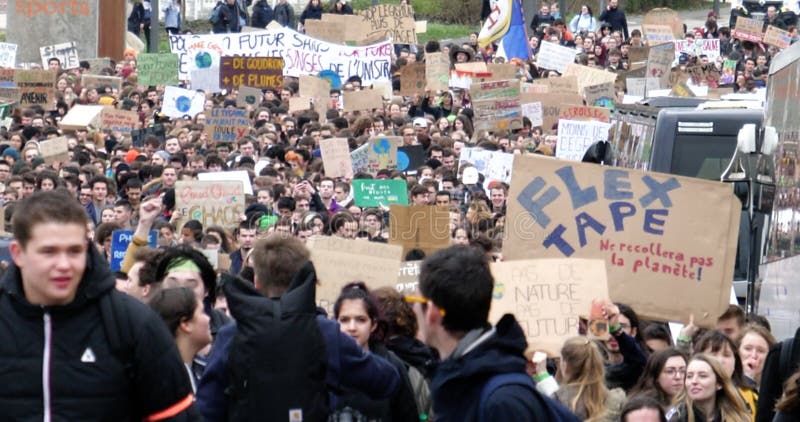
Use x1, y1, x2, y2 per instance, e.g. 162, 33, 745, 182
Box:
677, 354, 749, 422
560, 336, 609, 421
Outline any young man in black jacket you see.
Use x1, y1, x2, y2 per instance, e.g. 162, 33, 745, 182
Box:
411, 246, 579, 421
599, 0, 629, 40
0, 191, 199, 420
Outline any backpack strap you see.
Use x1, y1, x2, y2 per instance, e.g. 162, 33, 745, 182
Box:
478, 372, 536, 422
99, 292, 137, 382
780, 337, 795, 381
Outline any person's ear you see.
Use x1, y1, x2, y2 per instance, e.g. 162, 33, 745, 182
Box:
178, 317, 193, 335
9, 240, 23, 268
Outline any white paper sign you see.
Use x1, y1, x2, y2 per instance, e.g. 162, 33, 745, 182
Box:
521, 101, 543, 127
40, 41, 80, 70
673, 39, 720, 62
197, 170, 254, 195
556, 119, 612, 161
0, 43, 18, 68
162, 86, 206, 119
537, 41, 579, 73
190, 67, 222, 93
169, 28, 392, 86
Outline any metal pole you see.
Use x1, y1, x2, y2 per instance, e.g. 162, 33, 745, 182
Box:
149, 0, 160, 53
713, 0, 720, 23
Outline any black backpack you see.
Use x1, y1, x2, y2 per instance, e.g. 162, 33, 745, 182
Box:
223, 263, 329, 422
756, 327, 800, 422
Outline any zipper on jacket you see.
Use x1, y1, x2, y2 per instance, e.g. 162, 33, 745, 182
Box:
43, 312, 52, 422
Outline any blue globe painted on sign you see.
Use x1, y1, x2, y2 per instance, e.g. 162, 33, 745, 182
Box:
397, 151, 409, 171
318, 70, 342, 90
372, 138, 390, 154
175, 96, 192, 113
195, 52, 213, 69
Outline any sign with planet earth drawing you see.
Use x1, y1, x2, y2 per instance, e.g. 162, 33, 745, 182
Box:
162, 86, 205, 119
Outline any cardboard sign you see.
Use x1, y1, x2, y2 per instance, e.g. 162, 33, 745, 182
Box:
628, 46, 650, 64
59, 104, 103, 130
503, 155, 740, 325
320, 137, 353, 178
584, 82, 616, 108
400, 63, 425, 96
559, 105, 611, 123
426, 52, 450, 92
530, 93, 584, 132
81, 74, 123, 92
674, 39, 720, 62
733, 16, 764, 42
321, 13, 370, 43
489, 259, 609, 355
356, 4, 417, 45
397, 260, 421, 293
204, 108, 250, 143
0, 43, 17, 68
219, 56, 284, 91
563, 64, 618, 95
169, 28, 392, 86
646, 42, 674, 90
288, 96, 311, 113
642, 8, 684, 40
162, 86, 205, 118
14, 69, 56, 109
529, 75, 579, 95
537, 41, 579, 73
642, 24, 675, 45
367, 136, 401, 171
352, 179, 409, 207
174, 180, 246, 229
38, 136, 69, 164
299, 75, 332, 118
458, 147, 515, 191
556, 119, 612, 161
40, 41, 79, 69
97, 109, 140, 134
522, 101, 543, 127
83, 57, 113, 74
471, 79, 522, 132
8, 0, 97, 65
304, 20, 346, 44
136, 53, 180, 86
307, 236, 404, 315
764, 25, 792, 49
389, 205, 450, 256
110, 230, 157, 271
343, 89, 383, 111
236, 86, 263, 108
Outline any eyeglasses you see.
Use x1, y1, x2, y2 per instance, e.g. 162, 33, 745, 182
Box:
404, 295, 446, 317
662, 368, 686, 377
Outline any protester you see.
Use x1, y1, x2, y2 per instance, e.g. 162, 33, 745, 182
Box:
298, 0, 324, 32
274, 0, 296, 28
162, 0, 182, 35
738, 324, 776, 386
599, 0, 629, 39
668, 354, 749, 422
694, 330, 758, 418
630, 348, 688, 414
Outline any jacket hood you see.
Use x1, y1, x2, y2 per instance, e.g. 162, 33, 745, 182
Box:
430, 314, 529, 398
387, 335, 440, 376
0, 245, 116, 312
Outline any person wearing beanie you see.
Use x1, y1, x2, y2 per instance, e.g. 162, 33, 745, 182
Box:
2, 148, 19, 164
152, 150, 171, 166
125, 149, 141, 164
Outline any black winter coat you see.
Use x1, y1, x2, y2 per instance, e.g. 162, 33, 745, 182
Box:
599, 6, 629, 39
250, 0, 274, 28
299, 4, 323, 25
127, 2, 145, 32
0, 247, 199, 421
212, 3, 242, 34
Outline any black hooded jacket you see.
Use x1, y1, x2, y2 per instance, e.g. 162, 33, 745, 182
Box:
429, 314, 575, 421
0, 246, 198, 421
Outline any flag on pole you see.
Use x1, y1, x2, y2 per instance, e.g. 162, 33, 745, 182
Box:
478, 0, 511, 49
478, 0, 530, 61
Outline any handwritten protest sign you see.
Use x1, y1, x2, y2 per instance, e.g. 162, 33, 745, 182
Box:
504, 155, 740, 325
357, 4, 417, 45
299, 74, 331, 119
220, 56, 283, 90
674, 39, 720, 62
40, 41, 79, 69
190, 67, 221, 93
343, 89, 383, 111
162, 86, 205, 118
528, 75, 579, 95
472, 79, 522, 132
97, 109, 140, 134
556, 119, 612, 161
0, 43, 17, 68
559, 105, 611, 122
174, 180, 245, 229
642, 8, 684, 39
733, 16, 764, 42
197, 170, 253, 195
400, 63, 425, 96
527, 93, 584, 132
110, 230, 157, 271
38, 136, 69, 164
303, 19, 346, 44
628, 46, 649, 64
522, 101, 543, 127
563, 64, 618, 95
204, 108, 249, 143
489, 259, 609, 355
320, 13, 369, 43
642, 24, 675, 45
426, 52, 450, 92
396, 261, 421, 294
353, 179, 409, 207
236, 86, 263, 108
389, 205, 450, 256
537, 41, 579, 73
764, 25, 792, 49
81, 74, 123, 92
351, 142, 370, 174
646, 42, 674, 90
307, 236, 403, 314
459, 147, 514, 191
169, 28, 392, 86
584, 82, 616, 108
320, 138, 353, 178
14, 69, 56, 109
367, 136, 400, 171
137, 53, 180, 86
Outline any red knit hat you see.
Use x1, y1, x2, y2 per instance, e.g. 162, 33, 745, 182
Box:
125, 149, 141, 163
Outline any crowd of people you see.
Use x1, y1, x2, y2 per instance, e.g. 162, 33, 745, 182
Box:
2, 0, 800, 420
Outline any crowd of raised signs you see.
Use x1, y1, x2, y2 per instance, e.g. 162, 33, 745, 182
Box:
1, 1, 800, 421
